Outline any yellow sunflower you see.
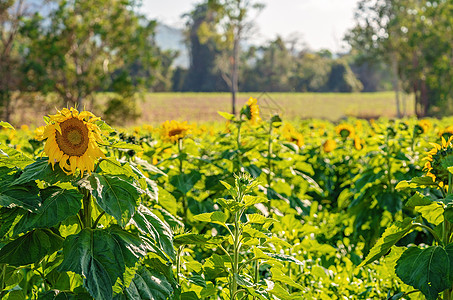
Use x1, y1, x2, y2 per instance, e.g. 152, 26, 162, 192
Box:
41, 107, 105, 176
335, 124, 355, 139
418, 119, 432, 134
439, 126, 453, 141
280, 123, 304, 147
323, 139, 337, 153
354, 136, 364, 151
423, 136, 453, 187
160, 120, 193, 143
242, 97, 261, 125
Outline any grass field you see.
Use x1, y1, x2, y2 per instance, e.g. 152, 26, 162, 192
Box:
10, 92, 414, 127
138, 92, 414, 124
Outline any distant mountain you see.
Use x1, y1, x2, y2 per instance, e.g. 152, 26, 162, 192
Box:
155, 24, 189, 68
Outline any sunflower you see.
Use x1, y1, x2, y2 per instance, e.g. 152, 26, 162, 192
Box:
34, 126, 45, 140
41, 107, 105, 176
241, 97, 261, 125
423, 136, 453, 186
323, 139, 337, 153
280, 123, 304, 147
160, 120, 193, 143
335, 124, 355, 139
354, 136, 363, 151
439, 126, 453, 141
417, 119, 431, 134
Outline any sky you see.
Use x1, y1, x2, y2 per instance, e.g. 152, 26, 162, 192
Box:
141, 0, 360, 53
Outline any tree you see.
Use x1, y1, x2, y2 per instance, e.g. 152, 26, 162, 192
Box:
199, 0, 264, 115
347, 0, 453, 117
241, 36, 296, 92
182, 2, 227, 92
22, 0, 156, 110
0, 0, 30, 122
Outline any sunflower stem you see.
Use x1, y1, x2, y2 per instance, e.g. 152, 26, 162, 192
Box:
443, 174, 453, 299
82, 188, 92, 228
236, 121, 243, 173
0, 263, 6, 297
178, 139, 188, 223
266, 120, 273, 212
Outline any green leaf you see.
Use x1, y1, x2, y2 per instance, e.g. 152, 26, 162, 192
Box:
0, 121, 14, 130
445, 205, 453, 223
269, 282, 300, 300
11, 157, 71, 185
415, 202, 444, 225
13, 186, 83, 235
262, 252, 304, 266
173, 233, 225, 247
376, 192, 402, 214
193, 211, 228, 228
0, 265, 23, 290
243, 195, 267, 207
38, 290, 78, 299
123, 266, 174, 300
59, 227, 148, 300
188, 274, 206, 288
169, 170, 201, 194
216, 198, 244, 213
132, 157, 167, 177
358, 218, 413, 267
0, 182, 41, 212
0, 145, 33, 168
234, 273, 268, 300
88, 174, 141, 227
157, 188, 177, 216
218, 111, 235, 120
405, 192, 433, 208
99, 158, 137, 179
396, 177, 438, 190
203, 254, 228, 280
243, 226, 268, 239
396, 246, 451, 300
0, 207, 22, 238
3, 290, 25, 300
271, 267, 304, 290
0, 229, 63, 266
102, 140, 142, 151
132, 205, 175, 261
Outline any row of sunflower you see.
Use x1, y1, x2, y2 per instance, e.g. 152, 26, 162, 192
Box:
0, 98, 451, 299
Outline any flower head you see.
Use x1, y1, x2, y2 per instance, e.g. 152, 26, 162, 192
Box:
160, 120, 193, 143
424, 136, 453, 186
241, 97, 261, 125
41, 107, 105, 175
335, 124, 355, 139
323, 139, 337, 153
417, 119, 432, 134
280, 123, 304, 147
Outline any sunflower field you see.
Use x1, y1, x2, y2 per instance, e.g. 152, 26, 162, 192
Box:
1, 98, 453, 300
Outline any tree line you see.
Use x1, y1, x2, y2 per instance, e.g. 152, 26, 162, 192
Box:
1, 0, 450, 122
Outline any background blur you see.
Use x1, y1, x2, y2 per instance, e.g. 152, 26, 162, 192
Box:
0, 0, 450, 126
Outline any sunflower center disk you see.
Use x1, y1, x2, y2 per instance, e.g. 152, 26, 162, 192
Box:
56, 118, 89, 157
169, 129, 184, 137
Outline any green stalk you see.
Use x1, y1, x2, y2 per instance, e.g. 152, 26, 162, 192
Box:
267, 121, 273, 188
81, 188, 92, 228
253, 259, 260, 300
231, 210, 241, 300
236, 122, 243, 173
266, 121, 273, 212
0, 263, 6, 298
178, 139, 188, 223
444, 174, 453, 299
176, 246, 183, 284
